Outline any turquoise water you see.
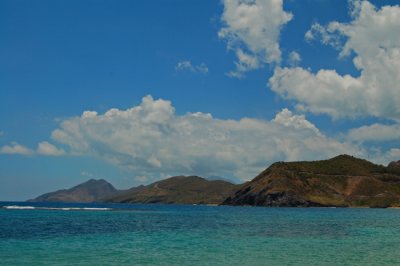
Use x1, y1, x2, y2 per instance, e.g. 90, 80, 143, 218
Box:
1, 202, 400, 265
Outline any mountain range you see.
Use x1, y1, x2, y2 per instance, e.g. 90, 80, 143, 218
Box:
30, 155, 400, 207
29, 175, 238, 205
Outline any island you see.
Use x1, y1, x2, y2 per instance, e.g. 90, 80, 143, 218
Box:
30, 155, 400, 208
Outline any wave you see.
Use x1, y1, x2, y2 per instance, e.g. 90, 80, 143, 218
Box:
2, 205, 112, 211
3, 205, 36, 210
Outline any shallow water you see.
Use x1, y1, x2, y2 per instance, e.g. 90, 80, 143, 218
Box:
1, 202, 400, 265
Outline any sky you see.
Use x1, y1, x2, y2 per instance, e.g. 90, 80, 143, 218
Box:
1, 0, 400, 200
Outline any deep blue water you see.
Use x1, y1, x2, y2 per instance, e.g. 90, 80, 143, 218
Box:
1, 202, 400, 265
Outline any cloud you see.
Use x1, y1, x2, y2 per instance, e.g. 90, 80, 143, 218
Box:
269, 1, 400, 120
0, 131, 4, 137
36, 141, 65, 156
270, 66, 365, 119
288, 51, 301, 67
366, 148, 400, 166
219, 0, 293, 78
387, 149, 400, 160
0, 141, 65, 156
304, 22, 343, 49
175, 60, 208, 74
347, 123, 400, 143
344, 120, 400, 164
0, 142, 34, 155
51, 95, 359, 182
273, 108, 320, 135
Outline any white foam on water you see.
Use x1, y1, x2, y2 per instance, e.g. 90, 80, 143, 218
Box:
2, 206, 112, 211
82, 207, 111, 210
3, 205, 36, 210
58, 207, 112, 211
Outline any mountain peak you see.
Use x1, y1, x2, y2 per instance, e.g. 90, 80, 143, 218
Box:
29, 179, 117, 203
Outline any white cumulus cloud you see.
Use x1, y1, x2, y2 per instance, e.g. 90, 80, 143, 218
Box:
37, 141, 66, 156
269, 1, 400, 120
51, 95, 358, 182
0, 141, 65, 156
219, 0, 293, 78
347, 123, 400, 143
273, 108, 320, 135
0, 142, 34, 155
175, 60, 208, 74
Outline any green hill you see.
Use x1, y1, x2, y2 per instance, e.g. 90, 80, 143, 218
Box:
107, 175, 239, 205
29, 179, 118, 203
223, 155, 400, 207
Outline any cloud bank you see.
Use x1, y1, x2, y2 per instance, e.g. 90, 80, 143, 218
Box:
50, 95, 358, 182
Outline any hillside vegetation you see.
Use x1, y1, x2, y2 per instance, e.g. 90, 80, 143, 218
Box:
224, 155, 400, 207
107, 176, 239, 204
29, 179, 118, 203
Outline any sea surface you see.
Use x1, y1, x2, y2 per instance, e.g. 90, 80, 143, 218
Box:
1, 202, 400, 265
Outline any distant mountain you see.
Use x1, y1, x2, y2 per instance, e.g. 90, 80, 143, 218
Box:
107, 175, 239, 204
388, 160, 400, 171
29, 155, 400, 207
223, 155, 400, 208
29, 179, 118, 203
207, 175, 241, 184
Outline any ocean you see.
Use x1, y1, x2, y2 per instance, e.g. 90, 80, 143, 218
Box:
1, 202, 400, 265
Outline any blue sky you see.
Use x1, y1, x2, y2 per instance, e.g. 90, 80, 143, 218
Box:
1, 0, 399, 200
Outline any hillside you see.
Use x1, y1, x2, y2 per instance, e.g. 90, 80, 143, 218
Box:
223, 155, 400, 207
107, 176, 238, 204
29, 179, 118, 203
28, 156, 400, 207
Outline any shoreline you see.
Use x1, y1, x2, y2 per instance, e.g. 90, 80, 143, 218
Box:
1, 201, 400, 209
